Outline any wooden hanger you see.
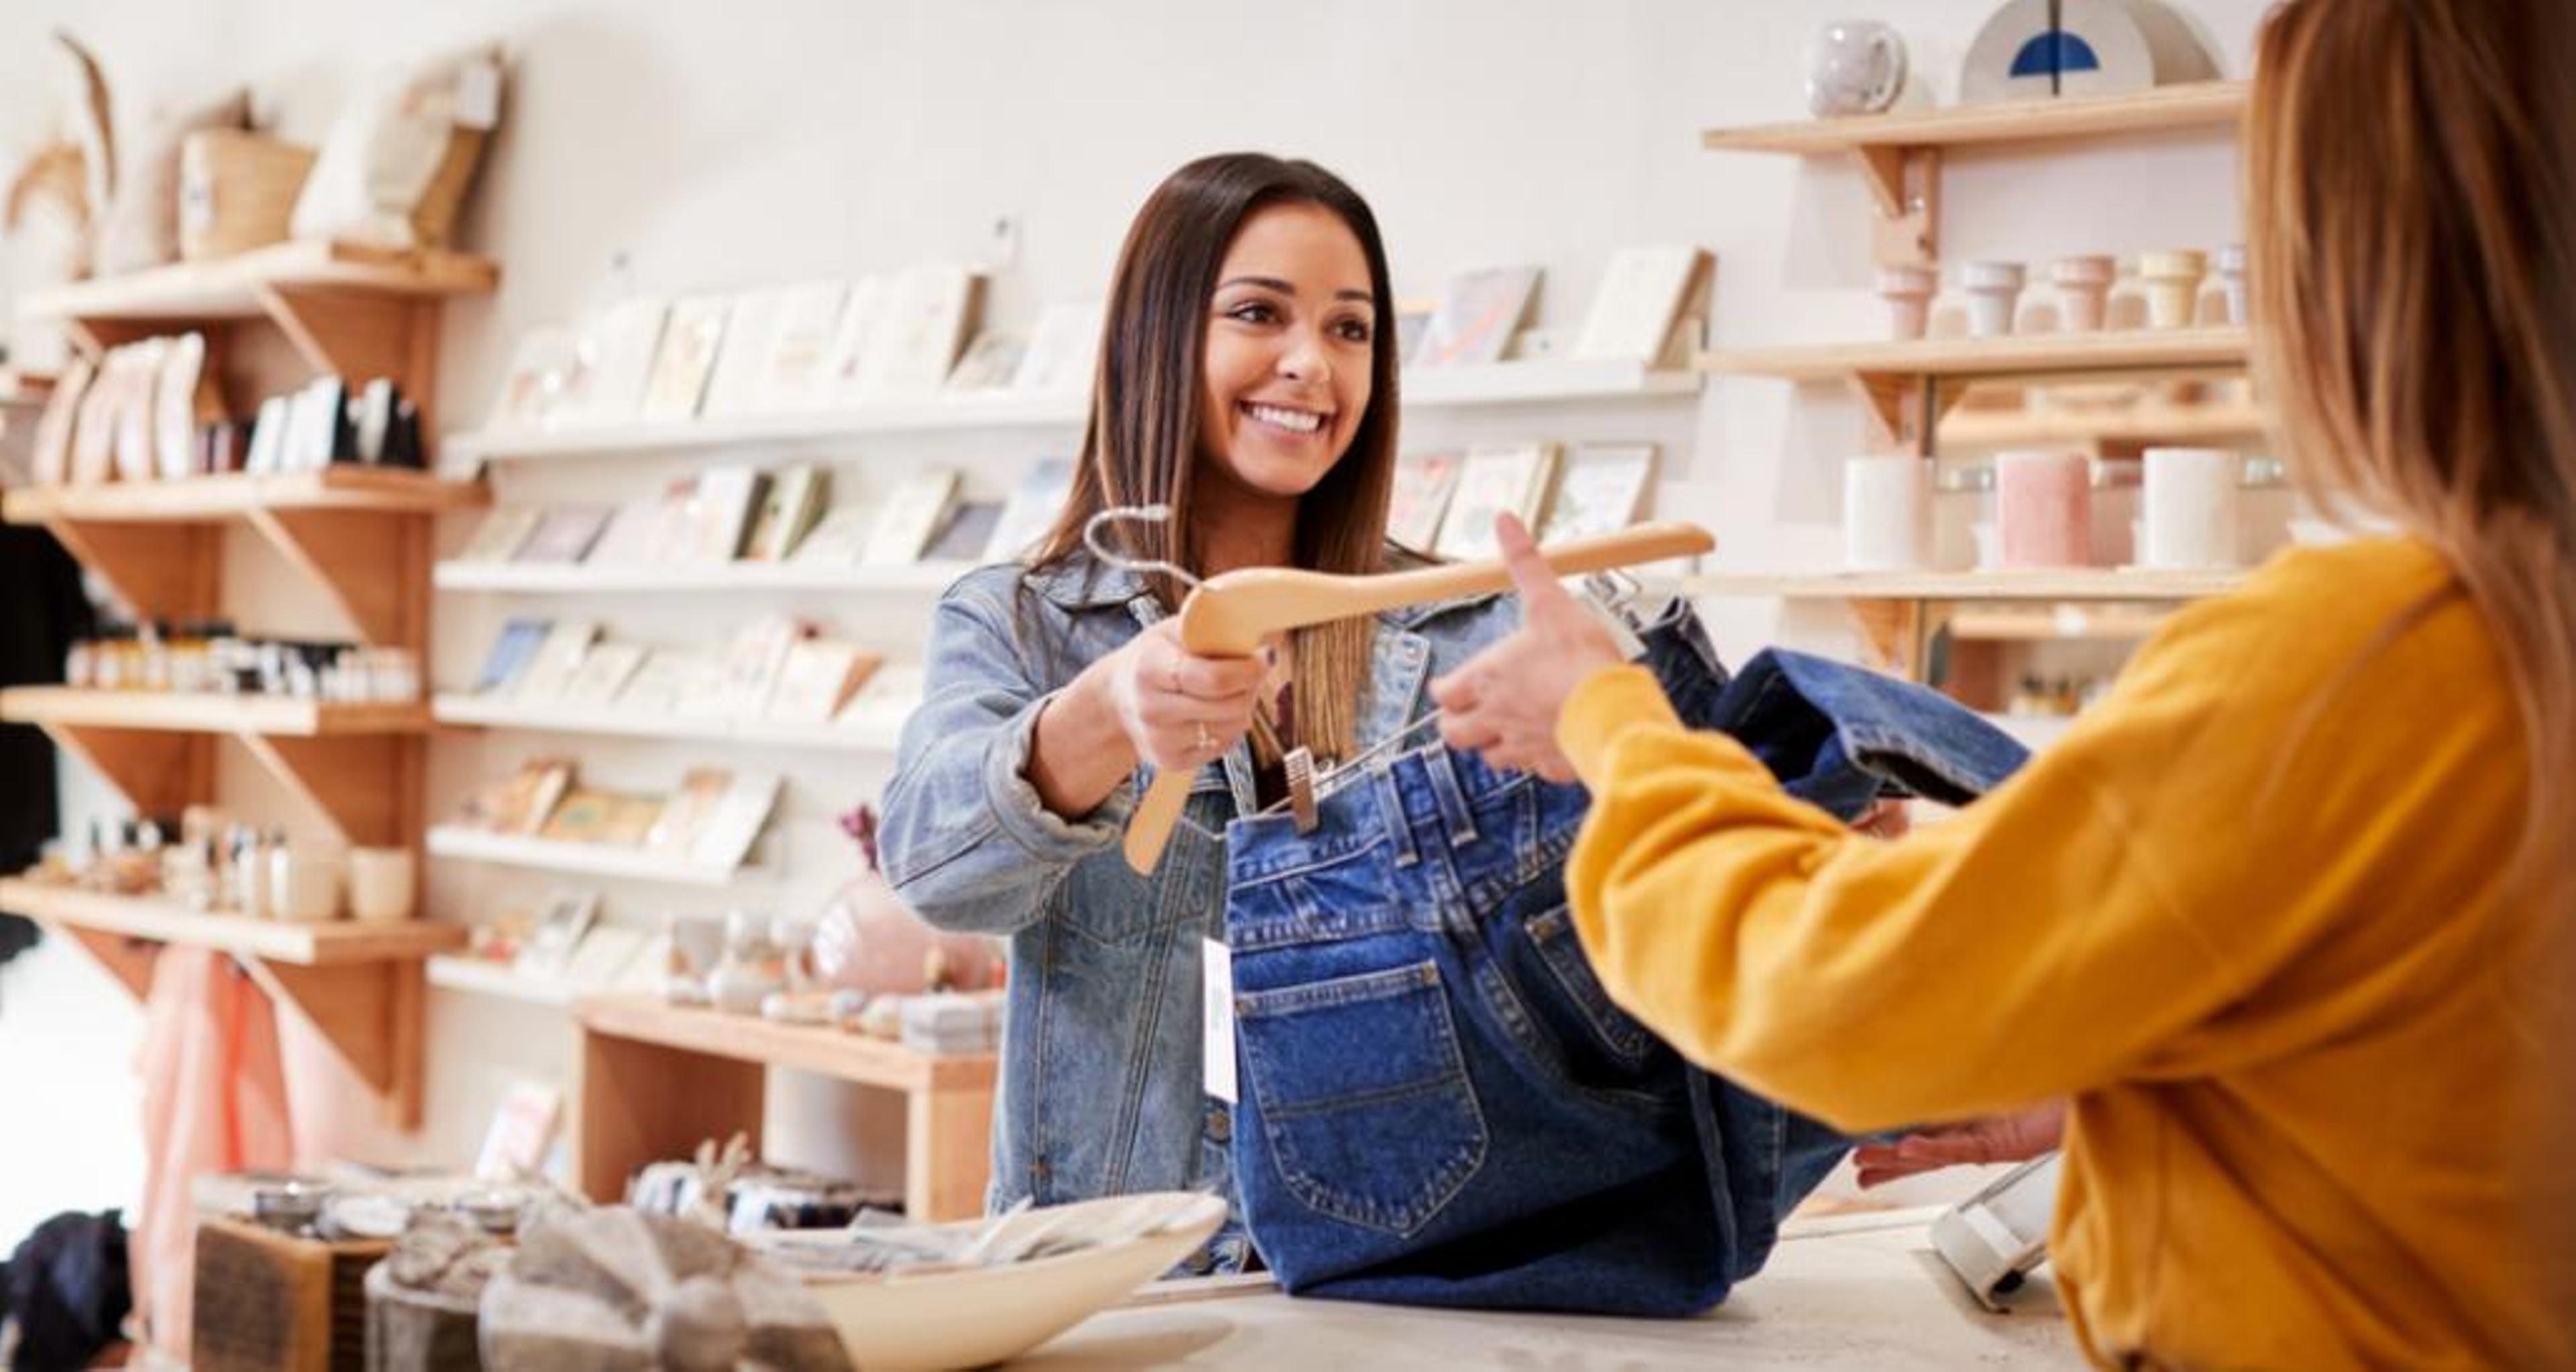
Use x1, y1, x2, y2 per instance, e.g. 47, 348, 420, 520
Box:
1121, 520, 1714, 873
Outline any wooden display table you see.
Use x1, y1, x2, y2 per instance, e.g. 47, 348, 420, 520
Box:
572, 994, 997, 1222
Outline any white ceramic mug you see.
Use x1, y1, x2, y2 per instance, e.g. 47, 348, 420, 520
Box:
347, 846, 417, 923
1843, 456, 1931, 570
2141, 447, 2241, 568
269, 846, 343, 923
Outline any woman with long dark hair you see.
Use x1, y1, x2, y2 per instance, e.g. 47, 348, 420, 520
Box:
878, 154, 1516, 1267
1432, 0, 2576, 1361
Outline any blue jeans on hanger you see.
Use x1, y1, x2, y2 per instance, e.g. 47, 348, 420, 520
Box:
1220, 604, 2029, 1314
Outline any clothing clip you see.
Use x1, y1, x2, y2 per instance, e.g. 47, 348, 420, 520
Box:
1578, 568, 1653, 659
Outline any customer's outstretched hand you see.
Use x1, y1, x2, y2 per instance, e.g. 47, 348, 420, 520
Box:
1432, 514, 1627, 784
1854, 1100, 2068, 1187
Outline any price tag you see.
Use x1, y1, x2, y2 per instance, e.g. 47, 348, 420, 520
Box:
1201, 938, 1237, 1104
455, 58, 503, 131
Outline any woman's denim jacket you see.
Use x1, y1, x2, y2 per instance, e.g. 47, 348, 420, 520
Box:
878, 551, 1515, 1217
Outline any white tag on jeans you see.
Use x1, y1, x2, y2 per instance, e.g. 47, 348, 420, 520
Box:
1202, 937, 1237, 1104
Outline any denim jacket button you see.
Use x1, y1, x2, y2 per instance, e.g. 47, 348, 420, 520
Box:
1206, 1103, 1234, 1143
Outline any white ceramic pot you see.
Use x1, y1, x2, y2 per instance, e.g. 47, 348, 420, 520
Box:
1875, 264, 1939, 341
2138, 250, 2209, 329
1961, 260, 2027, 337
1807, 20, 1908, 117
2051, 255, 2116, 332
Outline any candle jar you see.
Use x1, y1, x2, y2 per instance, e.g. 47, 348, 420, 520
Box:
1842, 456, 1931, 570
1994, 450, 2094, 568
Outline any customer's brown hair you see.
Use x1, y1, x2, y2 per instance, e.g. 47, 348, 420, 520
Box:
1026, 152, 1401, 763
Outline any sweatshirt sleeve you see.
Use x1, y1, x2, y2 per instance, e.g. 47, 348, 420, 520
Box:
1554, 663, 2250, 1132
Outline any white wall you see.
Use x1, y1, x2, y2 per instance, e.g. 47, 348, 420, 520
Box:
0, 0, 2270, 1237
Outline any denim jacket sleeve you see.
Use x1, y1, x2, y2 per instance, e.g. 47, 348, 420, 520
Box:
877, 570, 1137, 935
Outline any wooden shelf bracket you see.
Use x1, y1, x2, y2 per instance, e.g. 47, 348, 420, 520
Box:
235, 733, 422, 848
1860, 146, 1941, 267
245, 507, 430, 648
241, 958, 428, 1130
40, 723, 214, 817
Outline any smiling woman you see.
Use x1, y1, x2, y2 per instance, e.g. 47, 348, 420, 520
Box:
875, 153, 1527, 1271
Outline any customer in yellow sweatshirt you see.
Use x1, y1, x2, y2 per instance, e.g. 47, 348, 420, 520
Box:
1430, 2, 2576, 1366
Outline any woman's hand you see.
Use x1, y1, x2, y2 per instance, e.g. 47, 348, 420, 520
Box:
1098, 619, 1268, 774
1853, 1100, 2068, 1188
1430, 514, 1627, 784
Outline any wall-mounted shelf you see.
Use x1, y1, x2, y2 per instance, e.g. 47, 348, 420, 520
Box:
442, 358, 1702, 471
0, 688, 429, 736
1688, 568, 2247, 601
432, 560, 971, 596
431, 694, 905, 752
573, 994, 996, 1221
0, 878, 460, 1127
426, 953, 579, 1008
19, 239, 499, 321
1702, 327, 2249, 384
3, 469, 486, 524
424, 826, 757, 888
1701, 83, 2247, 266
1945, 606, 2175, 641
1937, 399, 2271, 447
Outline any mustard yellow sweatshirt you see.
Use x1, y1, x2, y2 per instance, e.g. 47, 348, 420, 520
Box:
1557, 539, 2569, 1369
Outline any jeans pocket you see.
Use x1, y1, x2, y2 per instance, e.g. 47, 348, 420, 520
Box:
1523, 905, 1657, 1071
1236, 960, 1489, 1236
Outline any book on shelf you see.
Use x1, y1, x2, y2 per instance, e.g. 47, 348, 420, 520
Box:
1572, 246, 1711, 364
560, 641, 648, 706
845, 264, 983, 402
944, 331, 1026, 393
487, 326, 577, 431
515, 505, 614, 564
1386, 452, 1464, 551
1538, 443, 1658, 542
474, 617, 552, 694
688, 466, 770, 563
473, 1079, 565, 1182
540, 788, 667, 847
458, 507, 543, 564
766, 640, 882, 724
511, 620, 602, 704
1438, 441, 1561, 560
923, 500, 1004, 564
835, 663, 925, 733
616, 648, 719, 716
27, 354, 92, 486
637, 295, 729, 422
983, 456, 1075, 563
1416, 266, 1542, 368
712, 615, 811, 716
644, 766, 732, 854
687, 770, 782, 870
564, 298, 669, 426
785, 505, 872, 567
860, 470, 961, 566
742, 464, 830, 562
756, 280, 851, 413
564, 922, 649, 991
699, 288, 790, 419
460, 755, 576, 836
513, 889, 600, 979
585, 491, 666, 566
1012, 302, 1105, 393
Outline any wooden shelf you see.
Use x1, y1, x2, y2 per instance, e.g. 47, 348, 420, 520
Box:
574, 994, 997, 1220
1939, 401, 2271, 447
423, 826, 756, 888
0, 878, 457, 1128
0, 688, 429, 736
0, 880, 462, 965
432, 560, 971, 595
18, 239, 499, 321
426, 953, 578, 1007
4, 469, 486, 525
1688, 567, 2247, 601
431, 693, 906, 751
577, 995, 994, 1093
1702, 327, 2249, 384
1701, 82, 2247, 157
1945, 606, 2174, 641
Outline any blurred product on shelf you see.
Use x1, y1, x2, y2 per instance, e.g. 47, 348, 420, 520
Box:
63, 621, 419, 703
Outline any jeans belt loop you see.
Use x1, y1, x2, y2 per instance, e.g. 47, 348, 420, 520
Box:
1426, 745, 1480, 849
1373, 764, 1419, 868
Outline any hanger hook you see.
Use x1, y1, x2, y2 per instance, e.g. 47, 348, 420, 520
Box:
1082, 504, 1203, 590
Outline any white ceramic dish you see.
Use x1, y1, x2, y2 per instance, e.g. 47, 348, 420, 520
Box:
782, 1191, 1227, 1370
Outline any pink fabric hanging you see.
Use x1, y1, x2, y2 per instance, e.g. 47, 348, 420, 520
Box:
131, 947, 294, 1360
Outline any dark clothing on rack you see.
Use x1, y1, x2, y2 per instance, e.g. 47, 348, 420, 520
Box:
0, 1209, 131, 1371
0, 526, 92, 971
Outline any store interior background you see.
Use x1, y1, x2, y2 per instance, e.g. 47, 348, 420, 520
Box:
0, 0, 2265, 1246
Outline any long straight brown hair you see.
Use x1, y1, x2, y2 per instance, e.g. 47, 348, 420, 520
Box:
1026, 153, 1401, 763
2249, 1, 2576, 1337
2247, 0, 2576, 903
